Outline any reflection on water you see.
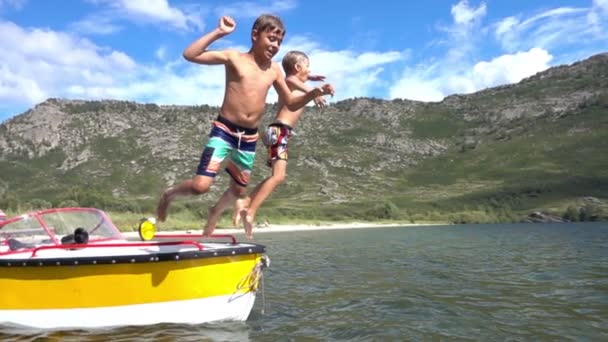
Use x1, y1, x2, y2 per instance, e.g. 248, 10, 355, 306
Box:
2, 223, 607, 340
0, 321, 251, 342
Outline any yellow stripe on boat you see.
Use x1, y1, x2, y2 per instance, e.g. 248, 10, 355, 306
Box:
0, 254, 262, 310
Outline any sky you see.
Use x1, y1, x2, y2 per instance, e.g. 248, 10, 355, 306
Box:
1, 0, 607, 122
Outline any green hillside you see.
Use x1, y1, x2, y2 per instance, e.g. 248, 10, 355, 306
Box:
1, 53, 607, 227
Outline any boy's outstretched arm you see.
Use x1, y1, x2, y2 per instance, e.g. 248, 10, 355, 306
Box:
307, 74, 326, 82
275, 66, 334, 111
183, 16, 236, 65
286, 75, 327, 107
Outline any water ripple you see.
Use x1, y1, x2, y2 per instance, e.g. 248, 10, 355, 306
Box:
2, 223, 607, 340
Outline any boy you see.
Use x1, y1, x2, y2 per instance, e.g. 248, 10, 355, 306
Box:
155, 15, 335, 232
236, 51, 327, 238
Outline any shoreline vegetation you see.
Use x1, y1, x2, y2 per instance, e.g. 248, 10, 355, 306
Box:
3, 205, 606, 234
105, 203, 607, 234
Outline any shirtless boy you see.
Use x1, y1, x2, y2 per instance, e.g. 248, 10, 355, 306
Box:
155, 15, 335, 234
235, 51, 327, 238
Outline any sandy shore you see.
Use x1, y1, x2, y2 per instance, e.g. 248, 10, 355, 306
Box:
209, 222, 410, 234
123, 221, 438, 239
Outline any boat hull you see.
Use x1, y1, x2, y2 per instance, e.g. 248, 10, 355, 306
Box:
0, 252, 266, 328
0, 293, 257, 329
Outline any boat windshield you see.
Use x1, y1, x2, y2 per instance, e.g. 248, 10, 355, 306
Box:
0, 208, 122, 249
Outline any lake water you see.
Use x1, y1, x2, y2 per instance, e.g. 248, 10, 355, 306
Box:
2, 223, 607, 341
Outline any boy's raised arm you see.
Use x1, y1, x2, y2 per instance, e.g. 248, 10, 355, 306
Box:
183, 16, 236, 65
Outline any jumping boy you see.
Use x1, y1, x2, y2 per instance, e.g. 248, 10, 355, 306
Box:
155, 15, 335, 232
234, 51, 327, 238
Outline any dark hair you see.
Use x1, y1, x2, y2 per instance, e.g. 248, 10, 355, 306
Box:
282, 51, 309, 75
252, 14, 285, 38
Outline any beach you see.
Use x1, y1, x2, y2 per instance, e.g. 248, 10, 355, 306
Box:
122, 221, 437, 240
211, 222, 411, 234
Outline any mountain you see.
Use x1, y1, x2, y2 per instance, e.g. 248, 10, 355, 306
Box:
1, 53, 607, 224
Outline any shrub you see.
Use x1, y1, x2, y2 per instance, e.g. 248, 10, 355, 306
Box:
363, 201, 400, 220
26, 199, 52, 210
57, 200, 79, 208
0, 192, 20, 211
563, 205, 579, 222
579, 203, 604, 222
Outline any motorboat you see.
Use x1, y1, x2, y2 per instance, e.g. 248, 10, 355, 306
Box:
0, 207, 268, 329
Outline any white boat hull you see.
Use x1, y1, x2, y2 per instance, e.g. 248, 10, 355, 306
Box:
0, 292, 257, 329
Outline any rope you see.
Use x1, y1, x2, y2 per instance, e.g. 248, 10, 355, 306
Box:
235, 255, 270, 293
233, 255, 269, 315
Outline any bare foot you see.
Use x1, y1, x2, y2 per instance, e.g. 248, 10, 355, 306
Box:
156, 192, 171, 222
232, 214, 240, 229
232, 198, 250, 228
202, 223, 215, 237
241, 209, 255, 240
232, 205, 242, 228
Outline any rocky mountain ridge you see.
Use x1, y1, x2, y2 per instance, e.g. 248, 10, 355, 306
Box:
1, 53, 607, 222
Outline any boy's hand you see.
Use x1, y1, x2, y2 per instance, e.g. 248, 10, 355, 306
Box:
308, 74, 326, 82
315, 84, 335, 97
218, 16, 236, 35
313, 96, 327, 108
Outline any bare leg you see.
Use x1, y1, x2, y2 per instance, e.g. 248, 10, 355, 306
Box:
203, 179, 246, 236
243, 160, 287, 238
203, 189, 235, 236
156, 176, 213, 222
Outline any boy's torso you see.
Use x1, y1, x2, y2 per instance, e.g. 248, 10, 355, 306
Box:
220, 53, 278, 129
275, 88, 306, 128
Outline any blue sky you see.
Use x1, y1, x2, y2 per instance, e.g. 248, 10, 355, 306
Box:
1, 0, 607, 122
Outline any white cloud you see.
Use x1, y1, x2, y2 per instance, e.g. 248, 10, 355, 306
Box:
451, 0, 487, 26
594, 0, 608, 13
155, 46, 167, 61
389, 1, 606, 103
408, 1, 490, 101
589, 0, 608, 35
2, 1, 605, 121
390, 74, 445, 102
267, 36, 404, 103
0, 16, 405, 117
50, 57, 230, 108
389, 48, 552, 102
87, 0, 203, 31
118, 0, 192, 28
494, 6, 601, 52
61, 61, 227, 107
471, 48, 552, 88
215, 0, 296, 18
70, 15, 122, 35
439, 0, 488, 67
495, 16, 518, 37
0, 64, 46, 105
0, 20, 136, 109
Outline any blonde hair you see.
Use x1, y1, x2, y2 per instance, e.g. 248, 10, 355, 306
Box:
282, 51, 309, 75
251, 14, 285, 39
